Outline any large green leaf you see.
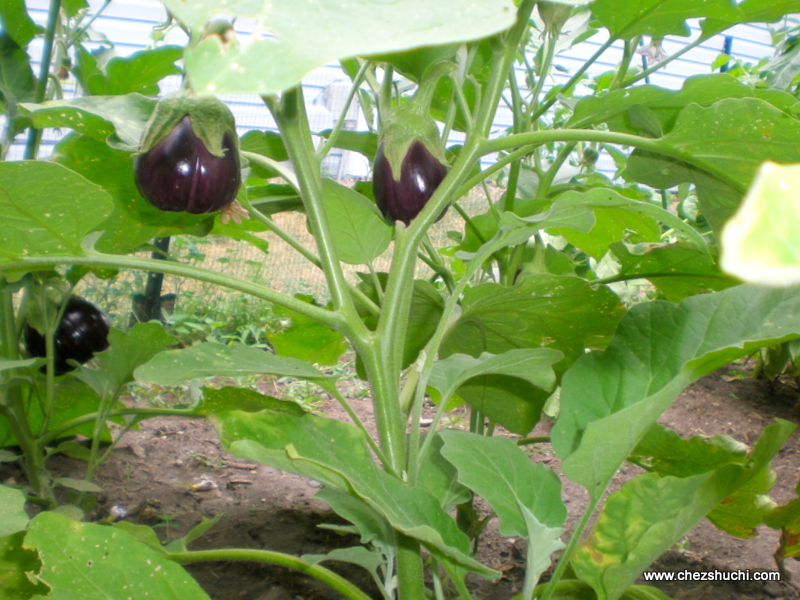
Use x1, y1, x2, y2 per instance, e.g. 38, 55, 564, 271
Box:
720, 161, 800, 287
440, 431, 567, 596
268, 297, 348, 366
77, 323, 175, 400
80, 46, 183, 96
547, 188, 706, 260
214, 409, 498, 578
322, 178, 392, 265
195, 386, 305, 417
0, 161, 113, 264
427, 349, 562, 435
0, 485, 28, 537
134, 342, 329, 385
551, 284, 800, 501
627, 98, 800, 233
568, 74, 799, 133
0, 532, 48, 599
25, 512, 210, 599
20, 94, 157, 151
53, 133, 213, 254
610, 241, 737, 302
0, 1, 36, 48
441, 275, 623, 371
571, 420, 795, 600
590, 0, 740, 38
168, 0, 516, 95
701, 0, 800, 37
416, 432, 471, 512
319, 130, 379, 163
0, 33, 35, 121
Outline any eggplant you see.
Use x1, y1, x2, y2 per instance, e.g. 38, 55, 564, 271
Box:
373, 139, 448, 225
25, 297, 111, 375
134, 115, 241, 214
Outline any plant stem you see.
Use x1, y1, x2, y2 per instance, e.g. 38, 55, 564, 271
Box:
480, 129, 746, 194
396, 533, 426, 600
610, 37, 638, 91
539, 495, 601, 600
317, 60, 371, 160
24, 0, 62, 160
169, 548, 372, 600
625, 33, 710, 88
531, 37, 615, 122
0, 253, 346, 332
517, 436, 550, 446
536, 141, 577, 199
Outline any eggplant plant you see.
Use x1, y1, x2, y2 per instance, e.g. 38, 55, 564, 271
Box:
2, 1, 800, 599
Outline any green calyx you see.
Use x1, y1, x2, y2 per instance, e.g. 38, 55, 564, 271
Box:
379, 62, 453, 179
537, 1, 573, 37
137, 90, 238, 157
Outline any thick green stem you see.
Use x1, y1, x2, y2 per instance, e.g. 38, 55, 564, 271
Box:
270, 88, 366, 335
396, 534, 426, 600
170, 549, 372, 600
610, 37, 638, 91
24, 0, 61, 160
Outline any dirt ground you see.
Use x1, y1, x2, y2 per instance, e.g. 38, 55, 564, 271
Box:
5, 362, 800, 600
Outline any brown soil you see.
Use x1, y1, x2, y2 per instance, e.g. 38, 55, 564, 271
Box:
5, 364, 800, 600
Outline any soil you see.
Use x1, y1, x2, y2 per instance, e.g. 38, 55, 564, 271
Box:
4, 363, 800, 600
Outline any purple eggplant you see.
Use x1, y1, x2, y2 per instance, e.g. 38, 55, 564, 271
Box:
25, 297, 111, 375
134, 115, 241, 214
373, 139, 448, 225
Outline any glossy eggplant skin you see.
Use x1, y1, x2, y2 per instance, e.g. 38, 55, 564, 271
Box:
373, 140, 448, 225
134, 115, 241, 214
25, 297, 111, 376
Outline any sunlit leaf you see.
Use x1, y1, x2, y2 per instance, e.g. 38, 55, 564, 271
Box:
167, 0, 517, 95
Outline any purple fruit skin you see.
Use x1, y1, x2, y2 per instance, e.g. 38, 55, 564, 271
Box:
373, 140, 448, 225
25, 297, 111, 376
134, 115, 241, 214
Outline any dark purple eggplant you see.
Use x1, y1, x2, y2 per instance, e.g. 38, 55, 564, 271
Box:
373, 139, 448, 225
134, 115, 241, 214
25, 297, 111, 375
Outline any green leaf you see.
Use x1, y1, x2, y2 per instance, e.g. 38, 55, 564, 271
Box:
240, 130, 288, 178
441, 275, 623, 371
0, 532, 48, 599
268, 296, 348, 366
53, 133, 213, 253
170, 0, 517, 95
0, 161, 113, 264
568, 74, 796, 133
701, 0, 800, 37
551, 284, 800, 501
20, 94, 157, 151
571, 420, 794, 600
315, 486, 396, 557
0, 1, 36, 48
548, 189, 671, 260
630, 424, 747, 478
319, 130, 379, 163
61, 0, 88, 17
322, 178, 392, 265
427, 349, 562, 435
214, 410, 498, 578
302, 547, 386, 592
77, 323, 175, 400
610, 242, 737, 302
707, 466, 777, 539
196, 386, 306, 417
0, 485, 28, 537
417, 432, 471, 512
53, 477, 103, 493
134, 342, 329, 385
0, 357, 38, 373
84, 46, 183, 96
0, 33, 35, 119
627, 98, 800, 233
440, 431, 566, 534
720, 161, 800, 287
24, 511, 211, 599
590, 0, 740, 38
